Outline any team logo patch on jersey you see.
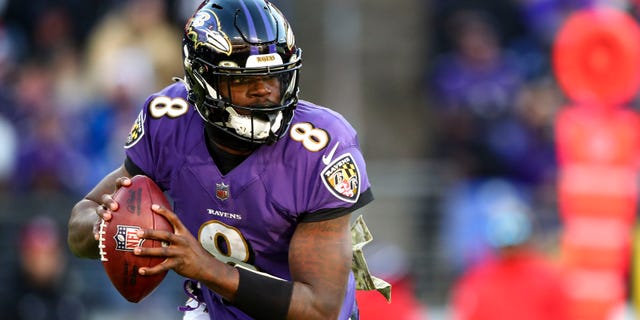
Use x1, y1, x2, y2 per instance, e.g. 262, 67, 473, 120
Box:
321, 153, 360, 203
125, 110, 145, 149
216, 182, 229, 201
114, 225, 144, 251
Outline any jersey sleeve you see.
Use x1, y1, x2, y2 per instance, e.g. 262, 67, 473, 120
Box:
287, 103, 374, 222
122, 82, 192, 189
302, 141, 373, 222
123, 103, 155, 176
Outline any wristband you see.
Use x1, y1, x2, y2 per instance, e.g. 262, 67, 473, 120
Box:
233, 266, 294, 320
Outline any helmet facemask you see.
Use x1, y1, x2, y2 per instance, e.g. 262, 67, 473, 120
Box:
188, 53, 301, 146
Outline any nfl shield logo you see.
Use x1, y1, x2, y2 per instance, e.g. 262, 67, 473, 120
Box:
114, 225, 143, 251
216, 182, 229, 200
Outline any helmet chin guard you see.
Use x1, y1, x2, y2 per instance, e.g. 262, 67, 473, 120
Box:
221, 107, 284, 140
182, 0, 302, 150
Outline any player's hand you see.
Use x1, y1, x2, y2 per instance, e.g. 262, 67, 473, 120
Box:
92, 176, 132, 240
133, 204, 220, 280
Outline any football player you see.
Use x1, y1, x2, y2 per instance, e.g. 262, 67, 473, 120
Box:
67, 0, 374, 319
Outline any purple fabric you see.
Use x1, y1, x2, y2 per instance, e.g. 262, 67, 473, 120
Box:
125, 81, 369, 319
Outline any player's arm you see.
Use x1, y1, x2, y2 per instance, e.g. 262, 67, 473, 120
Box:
205, 213, 353, 320
67, 164, 133, 259
286, 213, 353, 319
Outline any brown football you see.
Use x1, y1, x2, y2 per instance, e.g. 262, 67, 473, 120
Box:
98, 175, 173, 303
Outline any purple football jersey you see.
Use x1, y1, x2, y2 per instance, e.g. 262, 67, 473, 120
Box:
123, 81, 373, 319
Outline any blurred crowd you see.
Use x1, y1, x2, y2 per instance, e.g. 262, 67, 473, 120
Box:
2, 0, 640, 319
0, 1, 197, 319
426, 0, 566, 277
425, 0, 640, 319
426, 0, 639, 272
0, 0, 198, 195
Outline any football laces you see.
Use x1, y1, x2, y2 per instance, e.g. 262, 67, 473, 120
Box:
98, 219, 108, 262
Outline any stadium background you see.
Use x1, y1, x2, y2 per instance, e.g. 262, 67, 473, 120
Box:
0, 0, 639, 319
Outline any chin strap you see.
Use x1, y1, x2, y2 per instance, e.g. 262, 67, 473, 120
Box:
264, 111, 283, 145
220, 107, 283, 141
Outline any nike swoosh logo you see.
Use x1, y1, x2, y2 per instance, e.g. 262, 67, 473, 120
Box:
322, 141, 340, 166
